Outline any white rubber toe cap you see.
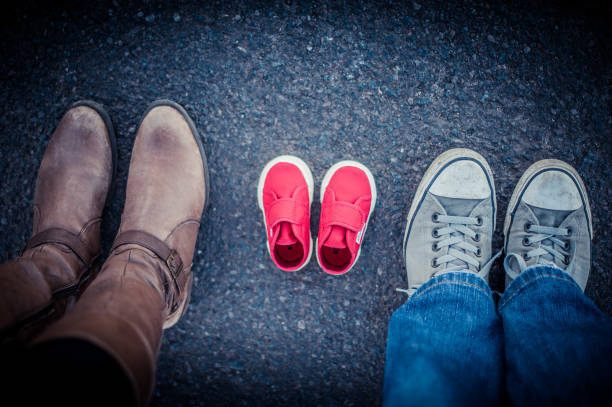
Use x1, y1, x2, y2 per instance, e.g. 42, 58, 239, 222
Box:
430, 160, 491, 199
522, 171, 582, 211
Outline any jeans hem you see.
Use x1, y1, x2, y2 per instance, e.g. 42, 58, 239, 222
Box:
498, 265, 580, 310
412, 271, 493, 300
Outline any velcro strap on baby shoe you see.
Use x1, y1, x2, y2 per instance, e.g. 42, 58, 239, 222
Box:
321, 201, 365, 232
267, 198, 307, 226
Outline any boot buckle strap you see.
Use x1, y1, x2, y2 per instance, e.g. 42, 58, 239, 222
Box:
166, 249, 183, 278
112, 231, 184, 279
24, 228, 96, 265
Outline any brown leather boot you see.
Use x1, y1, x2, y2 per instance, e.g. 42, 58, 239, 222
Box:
34, 100, 209, 405
0, 101, 116, 336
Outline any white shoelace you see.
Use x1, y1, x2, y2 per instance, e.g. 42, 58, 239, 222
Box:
504, 223, 571, 281
398, 213, 501, 296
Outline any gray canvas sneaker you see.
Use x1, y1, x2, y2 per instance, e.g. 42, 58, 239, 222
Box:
503, 160, 592, 290
400, 149, 500, 295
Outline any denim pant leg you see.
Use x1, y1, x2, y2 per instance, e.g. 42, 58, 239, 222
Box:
383, 272, 504, 407
499, 266, 612, 406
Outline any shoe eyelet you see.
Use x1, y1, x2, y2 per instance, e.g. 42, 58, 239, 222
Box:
432, 243, 441, 252
431, 258, 440, 268
432, 212, 441, 223
563, 255, 570, 265
524, 223, 532, 232
563, 241, 570, 250
432, 228, 440, 238
523, 252, 530, 261
522, 237, 531, 246
475, 248, 482, 257
473, 233, 480, 242
475, 216, 483, 226
566, 227, 572, 237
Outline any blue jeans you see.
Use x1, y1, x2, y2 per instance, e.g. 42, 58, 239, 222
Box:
383, 266, 612, 406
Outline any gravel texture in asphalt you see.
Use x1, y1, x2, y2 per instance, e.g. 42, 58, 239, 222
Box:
0, 1, 610, 406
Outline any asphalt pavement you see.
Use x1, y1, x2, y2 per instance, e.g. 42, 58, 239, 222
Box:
0, 1, 610, 406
